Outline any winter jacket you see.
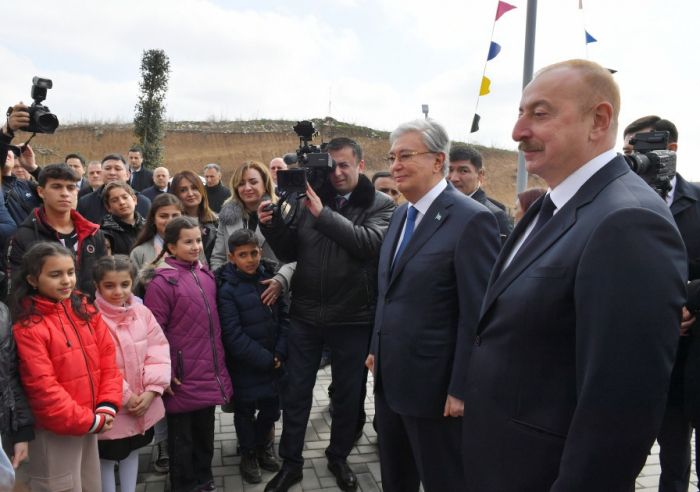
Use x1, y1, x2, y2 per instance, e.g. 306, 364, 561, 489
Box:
217, 260, 289, 400
261, 174, 395, 327
3, 207, 108, 299
13, 296, 122, 435
0, 189, 17, 247
210, 198, 295, 293
143, 257, 233, 413
99, 211, 146, 255
1, 173, 41, 229
77, 184, 151, 225
204, 182, 232, 214
0, 301, 34, 444
94, 292, 170, 440
199, 219, 218, 266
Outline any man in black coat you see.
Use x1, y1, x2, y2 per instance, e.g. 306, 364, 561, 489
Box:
204, 163, 232, 214
447, 145, 512, 246
127, 147, 154, 192
77, 154, 151, 224
623, 115, 700, 492
141, 166, 172, 202
367, 119, 500, 491
462, 60, 687, 492
258, 138, 395, 492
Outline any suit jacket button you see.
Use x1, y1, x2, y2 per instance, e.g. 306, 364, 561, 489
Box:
385, 298, 391, 304
475, 335, 482, 346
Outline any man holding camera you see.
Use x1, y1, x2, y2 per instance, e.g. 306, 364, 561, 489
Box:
258, 137, 395, 492
624, 116, 700, 492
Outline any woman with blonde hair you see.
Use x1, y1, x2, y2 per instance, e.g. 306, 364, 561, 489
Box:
171, 170, 218, 264
211, 160, 294, 304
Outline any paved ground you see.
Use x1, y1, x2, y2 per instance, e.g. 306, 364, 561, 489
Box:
13, 365, 700, 490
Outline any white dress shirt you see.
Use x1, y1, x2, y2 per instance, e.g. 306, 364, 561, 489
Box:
393, 179, 447, 262
503, 148, 617, 271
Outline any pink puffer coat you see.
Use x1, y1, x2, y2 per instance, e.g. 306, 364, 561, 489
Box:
94, 292, 171, 440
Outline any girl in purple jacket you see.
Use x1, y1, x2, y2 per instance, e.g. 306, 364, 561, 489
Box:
144, 217, 233, 492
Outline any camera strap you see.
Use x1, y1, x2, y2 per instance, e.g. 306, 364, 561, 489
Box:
21, 133, 37, 151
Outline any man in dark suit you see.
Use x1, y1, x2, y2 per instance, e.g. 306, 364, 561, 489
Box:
65, 153, 90, 194
78, 161, 103, 199
127, 147, 154, 192
447, 145, 512, 246
366, 119, 500, 491
461, 59, 687, 492
624, 116, 700, 492
141, 166, 172, 202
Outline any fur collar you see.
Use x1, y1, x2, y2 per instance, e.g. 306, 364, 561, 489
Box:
218, 194, 271, 226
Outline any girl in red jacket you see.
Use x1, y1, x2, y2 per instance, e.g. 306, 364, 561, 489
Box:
93, 255, 171, 492
10, 242, 122, 491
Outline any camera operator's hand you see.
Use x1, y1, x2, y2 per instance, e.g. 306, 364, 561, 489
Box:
17, 144, 38, 172
681, 306, 695, 336
258, 200, 274, 225
3, 151, 13, 177
5, 102, 29, 134
260, 278, 282, 306
302, 183, 323, 217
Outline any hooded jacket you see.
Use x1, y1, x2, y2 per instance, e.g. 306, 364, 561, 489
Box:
13, 296, 122, 435
143, 257, 233, 413
4, 208, 108, 298
94, 292, 170, 440
1, 173, 41, 229
210, 198, 295, 293
99, 211, 146, 256
217, 260, 289, 400
0, 301, 34, 444
261, 174, 395, 327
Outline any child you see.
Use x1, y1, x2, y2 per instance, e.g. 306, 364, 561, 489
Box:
93, 255, 171, 492
99, 182, 146, 256
129, 193, 186, 473
4, 163, 109, 298
10, 242, 122, 491
217, 228, 289, 484
143, 216, 232, 492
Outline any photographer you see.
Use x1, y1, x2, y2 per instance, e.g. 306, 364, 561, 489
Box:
625, 116, 700, 492
258, 137, 395, 492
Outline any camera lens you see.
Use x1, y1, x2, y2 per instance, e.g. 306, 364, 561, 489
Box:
37, 113, 59, 133
291, 173, 305, 186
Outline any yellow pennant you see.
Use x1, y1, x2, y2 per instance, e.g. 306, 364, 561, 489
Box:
479, 76, 491, 96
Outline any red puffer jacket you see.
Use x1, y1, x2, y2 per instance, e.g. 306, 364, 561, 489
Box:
14, 295, 123, 436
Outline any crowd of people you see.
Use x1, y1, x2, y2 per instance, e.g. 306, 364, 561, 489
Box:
0, 57, 698, 492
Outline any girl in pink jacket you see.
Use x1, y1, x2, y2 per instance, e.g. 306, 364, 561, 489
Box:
93, 255, 171, 492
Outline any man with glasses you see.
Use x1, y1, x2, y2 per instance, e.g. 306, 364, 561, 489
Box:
447, 145, 512, 246
372, 171, 402, 205
366, 119, 500, 491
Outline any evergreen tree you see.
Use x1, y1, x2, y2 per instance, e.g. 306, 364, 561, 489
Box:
133, 49, 170, 169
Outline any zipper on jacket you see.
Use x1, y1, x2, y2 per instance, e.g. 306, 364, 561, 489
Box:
190, 264, 227, 404
316, 239, 331, 325
60, 302, 96, 410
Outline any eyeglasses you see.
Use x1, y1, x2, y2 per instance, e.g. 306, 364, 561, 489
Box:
384, 151, 434, 165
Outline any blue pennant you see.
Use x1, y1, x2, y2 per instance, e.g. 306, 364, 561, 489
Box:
487, 41, 502, 61
585, 31, 597, 44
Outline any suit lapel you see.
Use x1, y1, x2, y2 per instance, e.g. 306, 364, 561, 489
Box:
671, 175, 697, 217
388, 187, 453, 287
481, 155, 630, 316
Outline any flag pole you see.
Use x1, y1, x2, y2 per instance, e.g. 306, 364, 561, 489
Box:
516, 0, 538, 195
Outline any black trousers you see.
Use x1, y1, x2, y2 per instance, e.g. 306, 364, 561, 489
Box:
279, 319, 372, 471
167, 406, 216, 492
658, 339, 693, 492
374, 382, 466, 492
234, 394, 281, 453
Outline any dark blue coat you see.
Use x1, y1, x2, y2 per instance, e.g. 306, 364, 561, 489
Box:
1, 175, 41, 229
217, 260, 289, 400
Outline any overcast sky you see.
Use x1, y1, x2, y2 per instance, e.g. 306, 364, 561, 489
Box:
2, 0, 698, 179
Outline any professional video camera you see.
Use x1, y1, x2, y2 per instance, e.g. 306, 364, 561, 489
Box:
6, 77, 59, 135
276, 120, 334, 194
623, 130, 676, 200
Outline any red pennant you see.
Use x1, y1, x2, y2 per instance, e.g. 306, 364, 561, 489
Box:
495, 1, 517, 21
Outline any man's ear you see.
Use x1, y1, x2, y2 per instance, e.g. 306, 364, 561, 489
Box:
589, 102, 613, 142
667, 142, 678, 152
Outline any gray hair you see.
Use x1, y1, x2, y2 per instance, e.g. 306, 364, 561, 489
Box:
203, 163, 221, 173
389, 119, 450, 176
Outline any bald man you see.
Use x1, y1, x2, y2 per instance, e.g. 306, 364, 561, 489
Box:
462, 59, 687, 491
141, 166, 171, 202
269, 157, 287, 193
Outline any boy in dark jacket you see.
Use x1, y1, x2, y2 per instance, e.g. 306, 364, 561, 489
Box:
217, 229, 289, 484
3, 164, 108, 298
99, 181, 146, 255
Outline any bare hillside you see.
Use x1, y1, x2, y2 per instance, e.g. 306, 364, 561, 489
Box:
20, 117, 544, 209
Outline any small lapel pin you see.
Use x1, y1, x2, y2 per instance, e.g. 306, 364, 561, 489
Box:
435, 213, 442, 221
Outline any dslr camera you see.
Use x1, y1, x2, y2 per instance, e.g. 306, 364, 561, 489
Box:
276, 121, 335, 194
623, 131, 676, 200
7, 77, 59, 135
